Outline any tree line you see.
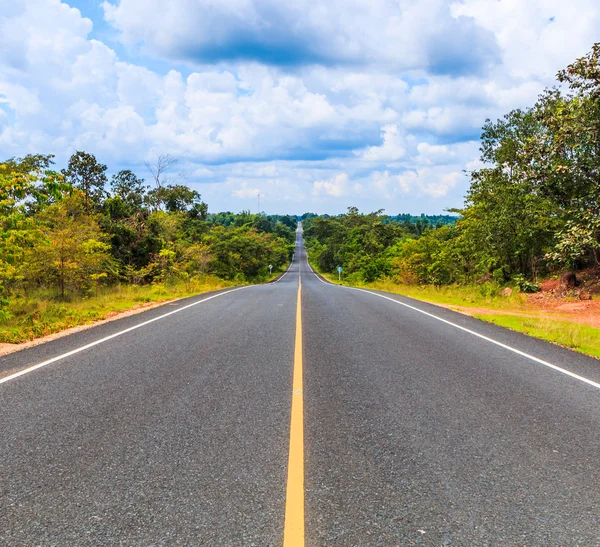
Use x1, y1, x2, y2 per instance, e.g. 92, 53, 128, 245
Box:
0, 152, 296, 308
303, 44, 600, 289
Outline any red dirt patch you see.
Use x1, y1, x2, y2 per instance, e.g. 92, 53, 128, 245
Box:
555, 302, 588, 312
539, 278, 560, 292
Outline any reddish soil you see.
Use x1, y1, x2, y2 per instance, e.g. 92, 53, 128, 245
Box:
443, 298, 600, 329
444, 268, 600, 329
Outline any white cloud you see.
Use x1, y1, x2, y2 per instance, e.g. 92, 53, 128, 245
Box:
415, 141, 479, 166
313, 173, 352, 197
395, 168, 463, 198
102, 0, 500, 74
232, 183, 261, 199
452, 0, 600, 82
360, 125, 407, 162
0, 82, 41, 115
1, 0, 599, 214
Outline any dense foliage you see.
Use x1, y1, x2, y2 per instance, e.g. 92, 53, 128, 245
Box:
0, 154, 295, 311
304, 44, 600, 288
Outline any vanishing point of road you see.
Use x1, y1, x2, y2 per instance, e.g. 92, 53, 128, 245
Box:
2, 225, 600, 545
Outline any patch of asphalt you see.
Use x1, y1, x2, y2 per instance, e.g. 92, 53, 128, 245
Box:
302, 264, 600, 545
306, 271, 600, 385
4, 233, 600, 545
0, 281, 297, 545
0, 286, 243, 378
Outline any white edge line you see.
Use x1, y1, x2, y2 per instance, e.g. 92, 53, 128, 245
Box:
273, 259, 294, 284
350, 287, 600, 391
313, 268, 333, 285
273, 243, 300, 284
0, 286, 251, 386
302, 257, 324, 281
313, 271, 600, 391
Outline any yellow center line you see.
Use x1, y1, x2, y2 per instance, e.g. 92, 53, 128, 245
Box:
283, 274, 304, 546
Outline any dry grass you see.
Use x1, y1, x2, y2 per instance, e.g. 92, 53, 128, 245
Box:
0, 276, 234, 344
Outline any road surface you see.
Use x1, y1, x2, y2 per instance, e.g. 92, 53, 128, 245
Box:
2, 226, 600, 545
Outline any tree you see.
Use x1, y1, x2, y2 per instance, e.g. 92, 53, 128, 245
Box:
183, 243, 212, 275
390, 226, 457, 285
160, 184, 207, 218
543, 44, 600, 265
144, 154, 184, 211
207, 226, 288, 280
464, 108, 559, 279
145, 154, 179, 190
109, 170, 147, 211
62, 151, 108, 211
3, 153, 55, 174
557, 43, 600, 96
0, 157, 74, 298
0, 162, 38, 297
27, 191, 114, 298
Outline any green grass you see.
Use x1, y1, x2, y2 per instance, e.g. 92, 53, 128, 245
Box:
0, 275, 234, 344
475, 314, 600, 359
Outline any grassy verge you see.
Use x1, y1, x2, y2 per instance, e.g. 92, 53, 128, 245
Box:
316, 270, 525, 310
356, 279, 527, 310
311, 263, 600, 360
265, 263, 291, 283
476, 314, 600, 359
0, 275, 234, 344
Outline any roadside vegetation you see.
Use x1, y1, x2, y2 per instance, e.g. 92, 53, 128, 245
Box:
0, 278, 234, 344
0, 153, 296, 343
304, 43, 600, 359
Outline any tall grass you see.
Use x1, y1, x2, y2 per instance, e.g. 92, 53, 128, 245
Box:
365, 279, 527, 310
0, 275, 233, 344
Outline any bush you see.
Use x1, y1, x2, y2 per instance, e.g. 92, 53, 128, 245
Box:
512, 274, 540, 293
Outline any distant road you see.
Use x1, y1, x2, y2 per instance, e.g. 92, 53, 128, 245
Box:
2, 225, 600, 545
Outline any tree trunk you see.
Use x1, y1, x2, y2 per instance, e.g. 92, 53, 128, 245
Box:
60, 256, 65, 299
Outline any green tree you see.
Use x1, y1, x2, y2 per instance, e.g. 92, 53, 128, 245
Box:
27, 192, 114, 298
207, 226, 289, 280
162, 184, 208, 218
109, 170, 147, 212
62, 151, 108, 211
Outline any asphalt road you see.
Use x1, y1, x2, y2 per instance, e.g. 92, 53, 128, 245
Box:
2, 226, 600, 545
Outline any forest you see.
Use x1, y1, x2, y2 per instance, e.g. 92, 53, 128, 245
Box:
0, 153, 296, 341
304, 44, 600, 291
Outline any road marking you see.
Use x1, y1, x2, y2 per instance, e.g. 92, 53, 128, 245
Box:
313, 269, 335, 286
307, 261, 600, 390
283, 275, 305, 546
273, 261, 293, 284
273, 251, 298, 284
348, 287, 600, 391
304, 259, 337, 285
0, 286, 251, 386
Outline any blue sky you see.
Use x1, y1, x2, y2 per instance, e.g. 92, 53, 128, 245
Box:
1, 0, 599, 214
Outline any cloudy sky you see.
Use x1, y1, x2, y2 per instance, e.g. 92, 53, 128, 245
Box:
1, 0, 599, 214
